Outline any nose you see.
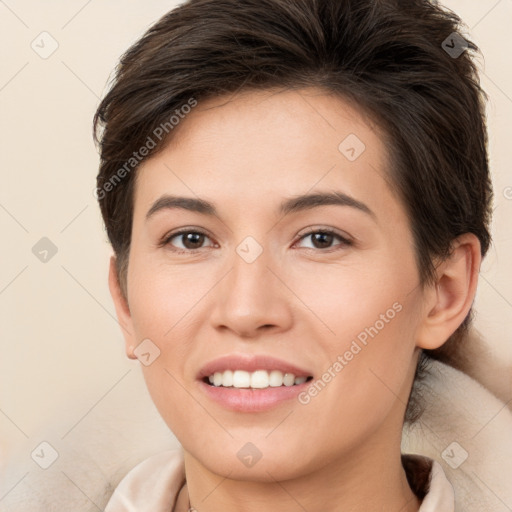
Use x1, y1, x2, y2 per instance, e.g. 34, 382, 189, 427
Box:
209, 243, 293, 339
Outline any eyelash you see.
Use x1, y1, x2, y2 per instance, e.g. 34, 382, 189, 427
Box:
159, 227, 353, 254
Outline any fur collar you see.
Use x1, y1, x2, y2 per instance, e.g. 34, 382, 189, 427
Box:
402, 358, 512, 511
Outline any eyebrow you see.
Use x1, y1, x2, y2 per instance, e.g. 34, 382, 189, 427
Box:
145, 191, 376, 221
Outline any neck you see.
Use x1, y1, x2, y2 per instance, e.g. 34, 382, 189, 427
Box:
177, 437, 420, 512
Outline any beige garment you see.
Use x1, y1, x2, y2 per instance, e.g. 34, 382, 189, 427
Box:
104, 448, 454, 511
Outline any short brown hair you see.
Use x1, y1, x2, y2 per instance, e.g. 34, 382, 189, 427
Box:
93, 0, 493, 423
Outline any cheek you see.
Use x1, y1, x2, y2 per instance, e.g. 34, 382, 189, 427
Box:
127, 253, 216, 339
125, 257, 216, 433
286, 251, 418, 346
290, 255, 421, 408
289, 298, 421, 458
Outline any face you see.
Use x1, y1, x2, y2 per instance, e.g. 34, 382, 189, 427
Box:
118, 87, 428, 481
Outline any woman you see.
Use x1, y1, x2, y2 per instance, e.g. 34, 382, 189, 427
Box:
93, 0, 508, 510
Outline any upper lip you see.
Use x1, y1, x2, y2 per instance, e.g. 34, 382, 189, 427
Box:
197, 353, 313, 380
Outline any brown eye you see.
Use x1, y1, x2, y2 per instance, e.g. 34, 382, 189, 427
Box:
296, 229, 352, 251
163, 230, 214, 252
180, 232, 206, 249
310, 232, 335, 249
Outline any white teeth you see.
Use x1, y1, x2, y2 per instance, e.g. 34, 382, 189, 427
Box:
269, 370, 284, 387
233, 370, 251, 388
283, 373, 295, 386
251, 370, 269, 389
294, 376, 307, 385
213, 372, 223, 387
222, 370, 233, 387
206, 370, 310, 388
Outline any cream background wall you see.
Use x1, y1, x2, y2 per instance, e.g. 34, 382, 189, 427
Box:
1, 0, 511, 507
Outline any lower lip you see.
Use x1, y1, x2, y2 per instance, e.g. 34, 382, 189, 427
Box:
198, 379, 312, 412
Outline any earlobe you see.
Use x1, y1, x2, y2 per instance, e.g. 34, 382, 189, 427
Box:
416, 233, 481, 350
108, 255, 137, 360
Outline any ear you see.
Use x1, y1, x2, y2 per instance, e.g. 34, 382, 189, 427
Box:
108, 255, 137, 359
416, 233, 482, 350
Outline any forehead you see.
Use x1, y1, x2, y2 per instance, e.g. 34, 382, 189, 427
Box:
133, 87, 405, 227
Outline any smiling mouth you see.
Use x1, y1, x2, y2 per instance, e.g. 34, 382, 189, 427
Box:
202, 370, 314, 389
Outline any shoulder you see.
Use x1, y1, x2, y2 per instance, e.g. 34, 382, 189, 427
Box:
105, 448, 185, 512
402, 358, 512, 511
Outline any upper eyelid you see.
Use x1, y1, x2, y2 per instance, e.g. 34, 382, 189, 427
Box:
296, 226, 351, 240
163, 227, 351, 250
